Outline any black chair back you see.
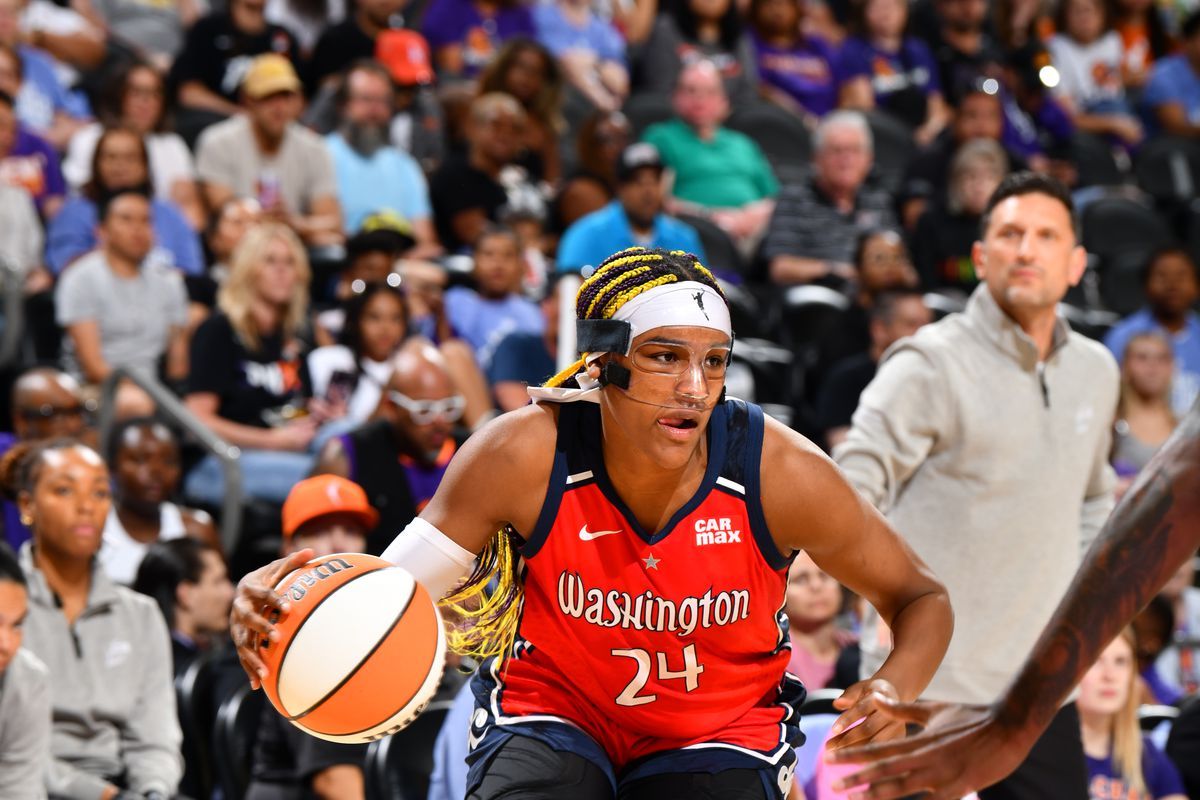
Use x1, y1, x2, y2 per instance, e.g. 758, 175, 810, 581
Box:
213, 681, 266, 800
364, 700, 454, 800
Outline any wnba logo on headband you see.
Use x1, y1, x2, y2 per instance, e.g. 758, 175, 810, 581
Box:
576, 281, 732, 358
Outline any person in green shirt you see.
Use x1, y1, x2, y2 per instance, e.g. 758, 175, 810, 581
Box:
642, 60, 778, 250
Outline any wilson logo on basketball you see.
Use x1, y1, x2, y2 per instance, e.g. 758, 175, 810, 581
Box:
283, 557, 356, 602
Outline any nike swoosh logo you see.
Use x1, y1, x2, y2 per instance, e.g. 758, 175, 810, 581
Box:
579, 525, 622, 541
467, 726, 488, 750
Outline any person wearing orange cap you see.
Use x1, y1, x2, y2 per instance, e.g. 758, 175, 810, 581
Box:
306, 0, 406, 94
195, 53, 344, 248
244, 474, 377, 800
280, 474, 377, 555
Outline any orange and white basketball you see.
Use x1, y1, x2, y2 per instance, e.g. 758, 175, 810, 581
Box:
258, 552, 446, 743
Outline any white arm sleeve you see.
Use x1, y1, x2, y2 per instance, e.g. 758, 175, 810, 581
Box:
380, 518, 478, 599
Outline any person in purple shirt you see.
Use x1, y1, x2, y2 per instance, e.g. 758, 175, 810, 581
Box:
748, 0, 871, 123
0, 90, 63, 218
1077, 628, 1187, 800
444, 226, 544, 370
45, 127, 202, 275
839, 0, 951, 143
421, 0, 535, 79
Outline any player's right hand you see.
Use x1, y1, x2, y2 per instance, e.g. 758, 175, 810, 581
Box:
230, 548, 314, 689
823, 696, 1034, 799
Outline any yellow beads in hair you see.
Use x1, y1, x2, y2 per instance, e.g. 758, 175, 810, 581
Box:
585, 265, 653, 319
600, 274, 677, 319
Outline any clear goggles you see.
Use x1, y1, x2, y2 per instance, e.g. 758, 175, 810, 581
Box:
387, 391, 466, 424
628, 340, 732, 382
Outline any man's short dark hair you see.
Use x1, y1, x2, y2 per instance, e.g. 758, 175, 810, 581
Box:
474, 224, 520, 251
0, 542, 25, 588
1140, 246, 1198, 287
871, 288, 926, 325
979, 171, 1076, 237
133, 538, 215, 628
852, 227, 904, 269
96, 186, 152, 223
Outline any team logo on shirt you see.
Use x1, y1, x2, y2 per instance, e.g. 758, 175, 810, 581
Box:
694, 517, 742, 546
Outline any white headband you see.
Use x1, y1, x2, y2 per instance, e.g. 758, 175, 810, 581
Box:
609, 281, 732, 353
527, 279, 732, 405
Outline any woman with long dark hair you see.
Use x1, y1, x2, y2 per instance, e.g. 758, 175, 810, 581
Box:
308, 282, 410, 424
46, 126, 203, 275
554, 110, 631, 230
478, 37, 565, 185
63, 63, 204, 229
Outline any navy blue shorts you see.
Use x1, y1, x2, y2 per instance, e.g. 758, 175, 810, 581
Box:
464, 667, 806, 799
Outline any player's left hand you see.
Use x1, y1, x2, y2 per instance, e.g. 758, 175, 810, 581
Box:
824, 678, 905, 750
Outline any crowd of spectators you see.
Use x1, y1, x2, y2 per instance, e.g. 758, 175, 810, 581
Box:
1, 0, 1200, 794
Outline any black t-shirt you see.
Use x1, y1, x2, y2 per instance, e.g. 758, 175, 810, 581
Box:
429, 156, 509, 252
343, 419, 418, 556
910, 204, 982, 293
305, 19, 374, 95
815, 352, 877, 437
169, 13, 300, 102
187, 312, 311, 427
930, 31, 1005, 106
248, 704, 366, 793
1167, 699, 1200, 799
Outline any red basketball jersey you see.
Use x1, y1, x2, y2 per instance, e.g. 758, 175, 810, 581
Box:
489, 400, 794, 759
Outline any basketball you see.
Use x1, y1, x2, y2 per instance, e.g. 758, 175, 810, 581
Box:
258, 552, 446, 743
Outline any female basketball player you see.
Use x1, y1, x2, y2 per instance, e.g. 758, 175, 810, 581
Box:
231, 248, 953, 799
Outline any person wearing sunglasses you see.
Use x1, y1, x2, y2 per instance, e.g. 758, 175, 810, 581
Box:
312, 338, 464, 555
2, 367, 92, 552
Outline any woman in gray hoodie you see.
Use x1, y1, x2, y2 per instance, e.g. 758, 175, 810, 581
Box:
0, 439, 181, 800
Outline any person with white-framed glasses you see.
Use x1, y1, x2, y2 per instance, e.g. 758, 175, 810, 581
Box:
312, 339, 463, 555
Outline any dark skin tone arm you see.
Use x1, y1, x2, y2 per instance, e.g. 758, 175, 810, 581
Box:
229, 394, 949, 754
826, 401, 1200, 800
229, 404, 557, 687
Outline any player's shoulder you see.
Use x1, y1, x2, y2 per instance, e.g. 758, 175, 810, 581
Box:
457, 402, 561, 473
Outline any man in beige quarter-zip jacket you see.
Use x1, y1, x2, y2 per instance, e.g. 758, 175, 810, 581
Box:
834, 172, 1118, 800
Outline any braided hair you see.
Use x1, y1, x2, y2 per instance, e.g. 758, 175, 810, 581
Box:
546, 247, 725, 388
440, 247, 726, 664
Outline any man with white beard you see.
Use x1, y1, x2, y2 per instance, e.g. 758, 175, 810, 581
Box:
325, 59, 442, 258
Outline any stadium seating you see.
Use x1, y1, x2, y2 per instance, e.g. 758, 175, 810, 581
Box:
213, 682, 265, 800
1079, 190, 1176, 316
364, 700, 454, 800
